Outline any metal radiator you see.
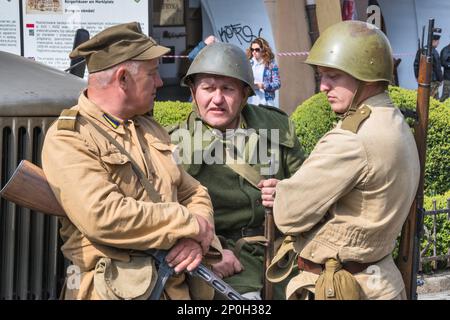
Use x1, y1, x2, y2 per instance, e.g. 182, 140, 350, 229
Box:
0, 117, 65, 300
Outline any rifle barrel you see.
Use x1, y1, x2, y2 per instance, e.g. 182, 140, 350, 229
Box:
397, 18, 434, 300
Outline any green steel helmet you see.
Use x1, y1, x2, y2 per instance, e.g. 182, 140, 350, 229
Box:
305, 20, 393, 83
181, 42, 255, 96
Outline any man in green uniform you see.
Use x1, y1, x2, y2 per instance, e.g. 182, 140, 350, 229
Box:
168, 42, 305, 299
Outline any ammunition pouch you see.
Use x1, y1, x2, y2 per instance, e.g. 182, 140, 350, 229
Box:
314, 258, 362, 300
266, 235, 298, 283
93, 256, 157, 300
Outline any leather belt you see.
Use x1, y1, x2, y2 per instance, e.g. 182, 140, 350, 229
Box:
222, 225, 265, 241
297, 257, 372, 275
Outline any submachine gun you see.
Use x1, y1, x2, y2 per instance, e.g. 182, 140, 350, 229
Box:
0, 160, 245, 300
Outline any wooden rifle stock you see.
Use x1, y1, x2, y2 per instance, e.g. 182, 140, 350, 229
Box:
263, 206, 275, 300
0, 160, 65, 217
262, 162, 275, 300
397, 19, 434, 300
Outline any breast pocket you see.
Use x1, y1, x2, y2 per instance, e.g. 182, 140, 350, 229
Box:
149, 142, 181, 187
100, 150, 141, 197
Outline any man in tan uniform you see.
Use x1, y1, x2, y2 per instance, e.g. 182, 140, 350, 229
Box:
270, 21, 420, 300
41, 22, 221, 300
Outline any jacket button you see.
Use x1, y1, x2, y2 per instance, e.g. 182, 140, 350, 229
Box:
327, 288, 334, 297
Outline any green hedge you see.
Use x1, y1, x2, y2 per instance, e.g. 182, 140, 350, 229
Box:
291, 86, 450, 196
290, 92, 338, 155
390, 87, 450, 195
153, 101, 192, 127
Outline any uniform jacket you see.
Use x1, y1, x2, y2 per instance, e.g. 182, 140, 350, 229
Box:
414, 47, 443, 82
440, 44, 450, 80
274, 92, 420, 299
169, 104, 305, 297
42, 92, 221, 300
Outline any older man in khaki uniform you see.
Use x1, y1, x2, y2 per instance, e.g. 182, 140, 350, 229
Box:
270, 21, 420, 300
42, 22, 221, 300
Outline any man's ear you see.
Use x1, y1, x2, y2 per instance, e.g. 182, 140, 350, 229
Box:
241, 86, 252, 107
115, 67, 128, 90
189, 84, 197, 103
189, 85, 195, 99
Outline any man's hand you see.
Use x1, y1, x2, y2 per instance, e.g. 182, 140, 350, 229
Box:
165, 238, 203, 273
204, 35, 216, 45
192, 215, 214, 255
211, 249, 243, 278
258, 178, 280, 208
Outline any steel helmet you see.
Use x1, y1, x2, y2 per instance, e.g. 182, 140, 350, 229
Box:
181, 42, 255, 96
305, 20, 393, 83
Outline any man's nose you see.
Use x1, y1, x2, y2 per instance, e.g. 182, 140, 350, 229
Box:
212, 89, 225, 104
155, 73, 163, 88
319, 79, 330, 92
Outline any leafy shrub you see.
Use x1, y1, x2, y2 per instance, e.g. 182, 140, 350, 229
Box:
290, 92, 338, 155
291, 86, 450, 196
389, 87, 450, 195
153, 101, 192, 127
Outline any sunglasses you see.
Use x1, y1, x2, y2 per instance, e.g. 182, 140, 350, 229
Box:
250, 48, 261, 52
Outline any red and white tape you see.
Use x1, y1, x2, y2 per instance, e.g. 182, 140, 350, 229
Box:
276, 51, 309, 57
162, 51, 415, 59
162, 55, 189, 59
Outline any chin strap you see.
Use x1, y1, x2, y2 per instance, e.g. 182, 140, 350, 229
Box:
337, 81, 365, 119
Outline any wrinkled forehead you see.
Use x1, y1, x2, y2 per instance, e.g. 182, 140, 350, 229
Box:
193, 73, 246, 88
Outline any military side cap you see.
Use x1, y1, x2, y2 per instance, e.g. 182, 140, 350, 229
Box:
70, 22, 170, 73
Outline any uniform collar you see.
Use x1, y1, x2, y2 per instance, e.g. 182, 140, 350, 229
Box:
359, 91, 392, 109
340, 91, 392, 121
78, 91, 126, 134
197, 112, 247, 131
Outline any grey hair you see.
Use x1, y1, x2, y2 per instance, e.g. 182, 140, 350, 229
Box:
89, 60, 141, 88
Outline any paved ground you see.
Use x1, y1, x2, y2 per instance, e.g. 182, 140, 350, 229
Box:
417, 269, 450, 300
418, 290, 450, 300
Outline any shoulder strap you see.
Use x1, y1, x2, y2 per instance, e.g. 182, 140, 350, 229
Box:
226, 163, 262, 190
57, 109, 79, 131
79, 117, 162, 203
341, 105, 371, 134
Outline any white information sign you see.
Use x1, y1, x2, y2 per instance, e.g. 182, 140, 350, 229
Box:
0, 0, 21, 55
22, 0, 149, 71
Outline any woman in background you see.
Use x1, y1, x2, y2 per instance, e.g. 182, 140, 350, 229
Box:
246, 37, 281, 107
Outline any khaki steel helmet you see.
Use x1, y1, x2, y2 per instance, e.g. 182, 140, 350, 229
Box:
181, 42, 255, 96
305, 21, 393, 83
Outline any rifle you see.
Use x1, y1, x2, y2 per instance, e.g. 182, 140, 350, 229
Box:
262, 161, 275, 300
0, 160, 245, 300
397, 19, 438, 300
